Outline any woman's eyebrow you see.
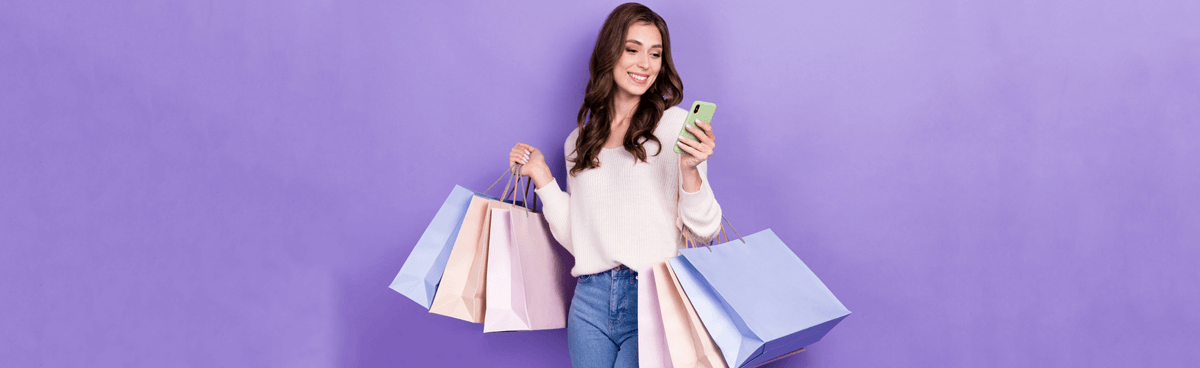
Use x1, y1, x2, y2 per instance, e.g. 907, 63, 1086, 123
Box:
625, 40, 663, 48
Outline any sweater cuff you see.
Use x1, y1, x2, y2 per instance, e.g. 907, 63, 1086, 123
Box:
679, 175, 714, 208
535, 179, 571, 218
534, 178, 566, 202
679, 177, 722, 241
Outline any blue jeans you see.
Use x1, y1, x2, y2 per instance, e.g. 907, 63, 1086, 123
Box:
567, 267, 639, 368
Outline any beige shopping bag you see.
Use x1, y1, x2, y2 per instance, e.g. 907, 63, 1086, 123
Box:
429, 172, 526, 323
657, 261, 727, 368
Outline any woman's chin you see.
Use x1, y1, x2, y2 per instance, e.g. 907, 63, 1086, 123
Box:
617, 85, 653, 98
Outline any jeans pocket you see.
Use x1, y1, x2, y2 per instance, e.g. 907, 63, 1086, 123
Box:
577, 274, 593, 283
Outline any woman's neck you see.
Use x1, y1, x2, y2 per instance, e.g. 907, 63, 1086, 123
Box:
606, 92, 640, 149
611, 91, 639, 127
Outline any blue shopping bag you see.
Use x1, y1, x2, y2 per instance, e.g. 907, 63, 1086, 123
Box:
390, 168, 531, 310
670, 228, 850, 368
389, 185, 481, 309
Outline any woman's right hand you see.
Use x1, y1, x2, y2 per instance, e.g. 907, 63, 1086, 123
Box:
509, 143, 553, 189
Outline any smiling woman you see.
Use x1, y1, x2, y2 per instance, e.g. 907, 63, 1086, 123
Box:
505, 2, 723, 368
569, 3, 684, 174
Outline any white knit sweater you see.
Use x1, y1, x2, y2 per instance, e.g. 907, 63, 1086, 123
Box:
534, 106, 724, 276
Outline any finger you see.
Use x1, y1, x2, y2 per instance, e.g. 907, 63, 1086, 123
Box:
684, 133, 713, 153
695, 121, 716, 143
678, 137, 709, 159
677, 135, 700, 149
699, 121, 716, 142
510, 153, 529, 165
686, 125, 711, 145
676, 139, 703, 157
513, 144, 534, 161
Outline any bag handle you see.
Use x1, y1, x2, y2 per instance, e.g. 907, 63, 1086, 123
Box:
721, 215, 744, 244
681, 215, 745, 251
682, 224, 727, 249
500, 170, 519, 202
495, 164, 538, 212
514, 164, 538, 212
485, 164, 518, 196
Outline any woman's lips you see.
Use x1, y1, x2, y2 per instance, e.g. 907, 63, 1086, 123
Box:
628, 72, 649, 85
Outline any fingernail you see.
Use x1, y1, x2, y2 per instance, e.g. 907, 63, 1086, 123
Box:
695, 119, 701, 124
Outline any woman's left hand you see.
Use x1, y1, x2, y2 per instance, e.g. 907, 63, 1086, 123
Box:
677, 119, 716, 168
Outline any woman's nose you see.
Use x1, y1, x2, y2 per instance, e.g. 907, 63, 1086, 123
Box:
637, 54, 650, 69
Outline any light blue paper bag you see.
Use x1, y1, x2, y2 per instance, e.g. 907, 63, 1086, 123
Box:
670, 229, 850, 368
389, 185, 479, 309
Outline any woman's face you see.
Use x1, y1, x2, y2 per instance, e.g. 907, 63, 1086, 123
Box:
612, 22, 663, 99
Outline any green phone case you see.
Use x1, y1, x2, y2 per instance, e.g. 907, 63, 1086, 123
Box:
675, 101, 717, 154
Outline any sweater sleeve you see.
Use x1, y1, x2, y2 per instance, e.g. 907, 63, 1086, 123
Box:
534, 178, 573, 255
533, 131, 579, 255
679, 159, 723, 245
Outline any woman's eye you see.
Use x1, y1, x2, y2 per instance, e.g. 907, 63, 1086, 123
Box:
652, 53, 661, 58
626, 48, 636, 53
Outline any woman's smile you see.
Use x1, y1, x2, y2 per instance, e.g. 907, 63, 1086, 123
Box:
628, 72, 650, 85
611, 21, 663, 98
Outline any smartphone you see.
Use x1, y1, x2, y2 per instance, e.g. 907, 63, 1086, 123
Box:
674, 101, 717, 154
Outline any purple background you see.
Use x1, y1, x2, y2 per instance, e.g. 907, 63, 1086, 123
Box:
2, 0, 1198, 367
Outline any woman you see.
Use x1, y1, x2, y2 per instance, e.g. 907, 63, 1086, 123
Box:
509, 3, 722, 367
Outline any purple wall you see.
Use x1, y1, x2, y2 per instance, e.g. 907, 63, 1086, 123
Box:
2, 0, 1198, 367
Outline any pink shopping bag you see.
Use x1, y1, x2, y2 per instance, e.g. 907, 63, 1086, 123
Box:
483, 178, 573, 332
638, 263, 674, 368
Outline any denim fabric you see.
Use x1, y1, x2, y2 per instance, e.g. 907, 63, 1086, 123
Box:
567, 267, 639, 368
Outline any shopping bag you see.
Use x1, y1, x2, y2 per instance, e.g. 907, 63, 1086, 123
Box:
482, 207, 525, 331
637, 264, 673, 368
484, 181, 573, 332
429, 172, 525, 323
389, 185, 477, 309
670, 228, 850, 368
657, 261, 727, 368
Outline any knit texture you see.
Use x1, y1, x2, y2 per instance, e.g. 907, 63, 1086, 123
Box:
535, 106, 723, 276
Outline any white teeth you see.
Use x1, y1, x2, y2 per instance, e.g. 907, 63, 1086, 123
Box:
629, 73, 647, 81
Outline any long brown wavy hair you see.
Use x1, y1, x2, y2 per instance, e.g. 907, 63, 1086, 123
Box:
569, 3, 683, 176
